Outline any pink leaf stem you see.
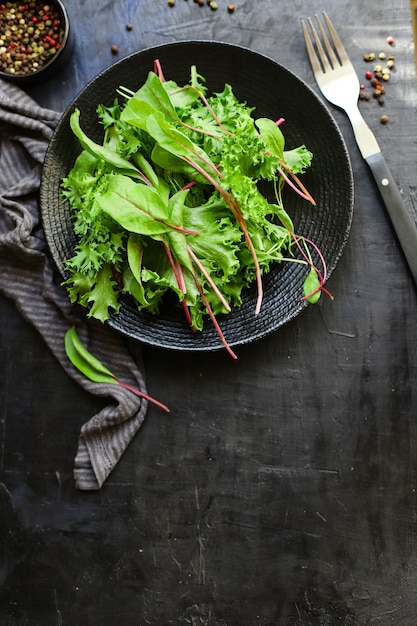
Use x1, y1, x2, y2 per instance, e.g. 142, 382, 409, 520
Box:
153, 59, 166, 82
115, 377, 170, 412
161, 238, 184, 294
292, 234, 333, 300
279, 161, 316, 206
192, 272, 237, 359
187, 245, 231, 312
277, 165, 315, 204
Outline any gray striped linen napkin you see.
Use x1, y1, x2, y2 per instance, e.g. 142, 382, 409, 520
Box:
0, 79, 149, 490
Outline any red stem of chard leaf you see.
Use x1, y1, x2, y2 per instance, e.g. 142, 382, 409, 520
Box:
292, 234, 333, 300
153, 59, 166, 82
180, 180, 197, 191
228, 195, 263, 315
279, 161, 316, 206
187, 245, 231, 312
162, 237, 185, 295
161, 238, 195, 331
114, 377, 170, 412
277, 165, 315, 205
192, 271, 237, 359
176, 260, 196, 331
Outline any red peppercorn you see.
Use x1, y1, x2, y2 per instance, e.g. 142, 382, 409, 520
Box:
32, 15, 38, 23
365, 70, 372, 79
0, 4, 6, 10
386, 36, 394, 46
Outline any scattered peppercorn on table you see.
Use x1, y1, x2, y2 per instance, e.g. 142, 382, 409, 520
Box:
1, 0, 417, 624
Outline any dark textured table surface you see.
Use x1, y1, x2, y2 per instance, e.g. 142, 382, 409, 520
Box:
1, 1, 417, 624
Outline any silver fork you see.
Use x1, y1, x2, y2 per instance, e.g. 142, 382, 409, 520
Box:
302, 12, 417, 287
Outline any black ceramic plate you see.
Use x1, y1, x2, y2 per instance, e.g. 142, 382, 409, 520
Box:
40, 41, 354, 352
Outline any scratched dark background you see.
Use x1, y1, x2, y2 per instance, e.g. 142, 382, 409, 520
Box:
1, 0, 417, 624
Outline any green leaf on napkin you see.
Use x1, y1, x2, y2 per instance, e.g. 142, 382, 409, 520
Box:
64, 326, 170, 412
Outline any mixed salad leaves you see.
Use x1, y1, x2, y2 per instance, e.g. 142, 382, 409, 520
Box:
61, 61, 329, 358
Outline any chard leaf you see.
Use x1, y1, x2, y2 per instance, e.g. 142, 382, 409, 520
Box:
70, 109, 141, 177
126, 233, 144, 286
151, 144, 210, 185
145, 111, 219, 181
303, 267, 322, 304
123, 266, 152, 310
126, 71, 180, 122
96, 175, 173, 236
65, 325, 170, 412
65, 325, 116, 384
125, 235, 167, 311
255, 118, 285, 159
165, 190, 194, 272
120, 98, 158, 132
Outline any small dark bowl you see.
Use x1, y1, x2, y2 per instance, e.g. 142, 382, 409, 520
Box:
0, 0, 72, 85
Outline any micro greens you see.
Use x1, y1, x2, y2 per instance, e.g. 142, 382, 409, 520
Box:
61, 61, 330, 356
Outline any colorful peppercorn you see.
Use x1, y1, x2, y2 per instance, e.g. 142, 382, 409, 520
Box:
363, 52, 376, 62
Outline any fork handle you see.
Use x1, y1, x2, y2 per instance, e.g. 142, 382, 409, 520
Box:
365, 151, 417, 287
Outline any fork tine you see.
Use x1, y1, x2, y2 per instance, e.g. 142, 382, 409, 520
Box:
301, 19, 321, 74
322, 11, 350, 65
309, 17, 334, 73
301, 18, 331, 74
315, 15, 340, 67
